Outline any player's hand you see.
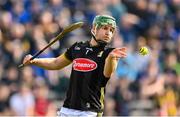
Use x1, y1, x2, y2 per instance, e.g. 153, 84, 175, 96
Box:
109, 47, 127, 59
23, 54, 33, 66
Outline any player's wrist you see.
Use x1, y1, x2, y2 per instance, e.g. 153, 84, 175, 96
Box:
107, 54, 118, 61
29, 59, 37, 65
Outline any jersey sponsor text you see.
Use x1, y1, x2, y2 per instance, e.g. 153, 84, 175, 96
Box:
73, 58, 97, 72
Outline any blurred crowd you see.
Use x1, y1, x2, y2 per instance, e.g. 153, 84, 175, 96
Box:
0, 0, 180, 116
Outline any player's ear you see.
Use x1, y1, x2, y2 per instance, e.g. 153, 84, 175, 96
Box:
91, 25, 96, 34
112, 29, 116, 37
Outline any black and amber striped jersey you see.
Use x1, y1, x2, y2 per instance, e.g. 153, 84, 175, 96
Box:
63, 41, 114, 113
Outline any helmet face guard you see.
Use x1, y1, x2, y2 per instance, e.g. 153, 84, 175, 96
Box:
92, 15, 117, 47
91, 31, 108, 47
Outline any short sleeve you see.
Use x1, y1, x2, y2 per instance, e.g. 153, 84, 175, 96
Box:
64, 42, 77, 61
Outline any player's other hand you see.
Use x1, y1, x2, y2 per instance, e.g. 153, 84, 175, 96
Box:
23, 54, 33, 65
109, 47, 127, 59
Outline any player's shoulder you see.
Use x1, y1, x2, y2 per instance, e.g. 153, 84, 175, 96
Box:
75, 41, 89, 47
69, 41, 86, 47
69, 41, 88, 51
76, 41, 88, 44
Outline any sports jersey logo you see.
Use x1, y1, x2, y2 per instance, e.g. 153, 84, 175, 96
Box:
73, 58, 97, 72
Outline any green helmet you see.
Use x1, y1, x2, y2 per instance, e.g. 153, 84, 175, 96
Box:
93, 15, 116, 29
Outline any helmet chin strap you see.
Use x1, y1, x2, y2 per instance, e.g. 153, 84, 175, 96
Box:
91, 31, 108, 47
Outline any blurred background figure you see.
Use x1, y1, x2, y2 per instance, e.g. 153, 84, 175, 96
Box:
1, 0, 180, 116
0, 83, 12, 116
33, 79, 56, 116
9, 82, 35, 116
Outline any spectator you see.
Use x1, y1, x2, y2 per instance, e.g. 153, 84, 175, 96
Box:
10, 82, 35, 116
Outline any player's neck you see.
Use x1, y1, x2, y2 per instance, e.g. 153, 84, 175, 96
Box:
90, 38, 98, 47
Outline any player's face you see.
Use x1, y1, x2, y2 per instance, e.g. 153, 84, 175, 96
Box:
94, 25, 115, 43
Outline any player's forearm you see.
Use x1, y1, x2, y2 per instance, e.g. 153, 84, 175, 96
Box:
103, 56, 118, 77
30, 58, 61, 70
26, 53, 72, 70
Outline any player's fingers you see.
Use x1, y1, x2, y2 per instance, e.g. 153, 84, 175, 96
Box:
113, 48, 127, 55
113, 47, 127, 53
23, 55, 33, 65
115, 51, 127, 58
119, 47, 127, 52
110, 50, 127, 58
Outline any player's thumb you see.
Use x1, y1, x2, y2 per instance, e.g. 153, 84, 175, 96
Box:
120, 47, 127, 52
